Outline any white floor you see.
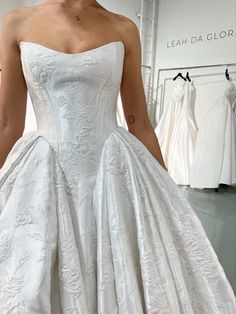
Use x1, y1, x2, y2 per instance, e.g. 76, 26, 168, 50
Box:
179, 185, 236, 294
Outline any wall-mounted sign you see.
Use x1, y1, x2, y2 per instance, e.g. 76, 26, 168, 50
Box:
167, 29, 236, 48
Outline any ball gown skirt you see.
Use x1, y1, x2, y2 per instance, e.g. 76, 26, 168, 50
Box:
0, 40, 235, 313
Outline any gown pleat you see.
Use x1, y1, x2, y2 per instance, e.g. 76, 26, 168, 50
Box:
1, 127, 236, 313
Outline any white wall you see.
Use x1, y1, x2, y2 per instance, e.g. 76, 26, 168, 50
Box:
155, 0, 236, 125
156, 0, 236, 67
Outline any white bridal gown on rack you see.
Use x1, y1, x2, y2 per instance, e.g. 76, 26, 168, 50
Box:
0, 41, 236, 314
156, 80, 197, 185
190, 79, 236, 188
155, 79, 185, 168
168, 80, 197, 185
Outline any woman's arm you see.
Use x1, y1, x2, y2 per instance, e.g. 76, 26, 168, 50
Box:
120, 19, 167, 170
0, 9, 27, 168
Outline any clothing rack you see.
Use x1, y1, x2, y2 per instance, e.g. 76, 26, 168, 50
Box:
156, 62, 236, 119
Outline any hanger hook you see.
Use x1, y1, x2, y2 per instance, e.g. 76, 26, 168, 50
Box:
225, 66, 230, 81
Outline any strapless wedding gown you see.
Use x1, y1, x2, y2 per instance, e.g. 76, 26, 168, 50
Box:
155, 80, 185, 168
0, 41, 235, 314
190, 79, 236, 188
168, 80, 197, 185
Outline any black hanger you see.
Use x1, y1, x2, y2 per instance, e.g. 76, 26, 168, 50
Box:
225, 68, 230, 80
186, 71, 191, 82
173, 72, 186, 81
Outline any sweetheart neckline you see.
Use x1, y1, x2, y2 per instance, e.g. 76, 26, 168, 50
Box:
19, 40, 124, 56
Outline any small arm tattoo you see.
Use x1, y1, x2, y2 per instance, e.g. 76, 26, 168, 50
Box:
128, 115, 135, 124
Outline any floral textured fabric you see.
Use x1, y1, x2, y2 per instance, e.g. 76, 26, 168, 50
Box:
0, 41, 235, 314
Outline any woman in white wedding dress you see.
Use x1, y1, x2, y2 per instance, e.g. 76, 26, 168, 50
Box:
0, 1, 235, 313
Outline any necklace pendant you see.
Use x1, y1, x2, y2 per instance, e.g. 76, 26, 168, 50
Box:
75, 16, 80, 22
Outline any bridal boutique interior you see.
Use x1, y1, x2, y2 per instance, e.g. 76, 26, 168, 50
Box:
1, 0, 236, 295
117, 0, 236, 294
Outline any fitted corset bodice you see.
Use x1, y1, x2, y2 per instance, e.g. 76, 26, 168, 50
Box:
20, 41, 125, 161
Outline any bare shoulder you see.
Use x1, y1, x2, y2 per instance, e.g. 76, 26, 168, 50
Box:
108, 11, 140, 37
111, 13, 141, 54
1, 6, 35, 43
1, 3, 53, 30
1, 8, 22, 30
115, 13, 139, 31
113, 13, 140, 41
1, 5, 35, 24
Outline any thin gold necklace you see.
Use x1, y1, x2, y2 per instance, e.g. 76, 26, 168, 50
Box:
69, 3, 95, 22
74, 8, 86, 22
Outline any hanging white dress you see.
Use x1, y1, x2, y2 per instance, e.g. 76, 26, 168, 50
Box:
167, 80, 198, 185
190, 79, 236, 188
155, 79, 185, 167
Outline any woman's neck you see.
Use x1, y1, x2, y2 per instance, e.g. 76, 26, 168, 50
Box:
43, 0, 98, 9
